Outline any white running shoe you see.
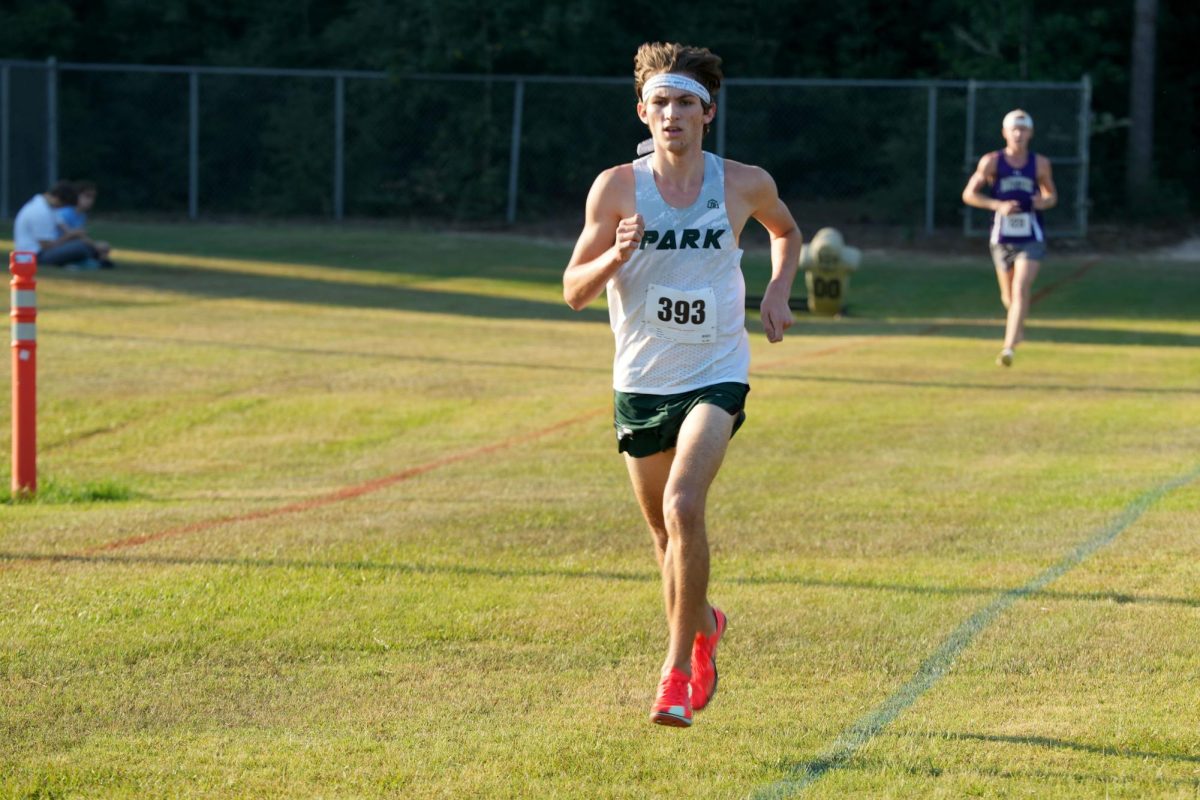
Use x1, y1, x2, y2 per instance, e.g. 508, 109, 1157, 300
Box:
997, 348, 1014, 367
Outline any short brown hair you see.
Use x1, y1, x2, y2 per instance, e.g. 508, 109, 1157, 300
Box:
633, 42, 723, 106
47, 180, 78, 206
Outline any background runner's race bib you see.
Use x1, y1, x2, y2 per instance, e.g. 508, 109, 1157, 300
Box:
643, 283, 717, 344
1001, 212, 1032, 237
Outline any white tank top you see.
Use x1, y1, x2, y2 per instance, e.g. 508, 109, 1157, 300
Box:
607, 152, 750, 393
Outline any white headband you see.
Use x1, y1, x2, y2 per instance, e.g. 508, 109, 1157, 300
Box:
1003, 110, 1034, 129
641, 73, 712, 105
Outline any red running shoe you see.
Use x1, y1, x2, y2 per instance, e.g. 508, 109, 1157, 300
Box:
690, 607, 727, 711
649, 667, 693, 727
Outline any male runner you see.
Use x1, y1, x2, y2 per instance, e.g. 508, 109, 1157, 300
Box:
962, 109, 1058, 367
563, 42, 803, 727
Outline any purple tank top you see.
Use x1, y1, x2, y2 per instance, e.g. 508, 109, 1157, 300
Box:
990, 151, 1044, 244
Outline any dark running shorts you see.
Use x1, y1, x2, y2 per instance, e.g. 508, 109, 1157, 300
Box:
613, 382, 749, 458
990, 241, 1047, 271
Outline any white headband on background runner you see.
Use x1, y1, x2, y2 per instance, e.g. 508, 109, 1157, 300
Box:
641, 73, 712, 105
1002, 110, 1034, 129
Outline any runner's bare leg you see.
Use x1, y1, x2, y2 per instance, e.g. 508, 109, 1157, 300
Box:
1005, 256, 1041, 350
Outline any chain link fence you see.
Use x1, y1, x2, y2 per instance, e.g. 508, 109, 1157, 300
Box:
1, 60, 1089, 237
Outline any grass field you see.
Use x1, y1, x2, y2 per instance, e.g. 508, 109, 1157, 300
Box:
2, 221, 1198, 799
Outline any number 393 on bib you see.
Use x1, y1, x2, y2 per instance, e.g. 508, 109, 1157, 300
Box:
643, 283, 718, 344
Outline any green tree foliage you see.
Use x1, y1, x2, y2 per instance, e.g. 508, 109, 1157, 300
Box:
3, 0, 1194, 217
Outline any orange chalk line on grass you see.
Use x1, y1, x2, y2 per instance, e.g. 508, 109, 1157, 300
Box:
10, 258, 1100, 561
67, 407, 606, 557
1031, 259, 1098, 305
83, 319, 902, 556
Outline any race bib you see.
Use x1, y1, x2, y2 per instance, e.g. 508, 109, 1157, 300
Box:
1000, 212, 1032, 237
643, 284, 717, 344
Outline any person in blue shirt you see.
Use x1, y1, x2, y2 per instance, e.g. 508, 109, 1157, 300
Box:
55, 180, 113, 268
962, 110, 1058, 367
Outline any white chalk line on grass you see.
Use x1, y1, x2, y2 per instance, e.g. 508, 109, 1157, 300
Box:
750, 462, 1200, 800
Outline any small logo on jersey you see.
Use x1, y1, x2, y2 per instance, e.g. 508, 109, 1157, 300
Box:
998, 175, 1034, 194
707, 199, 720, 209
639, 228, 726, 250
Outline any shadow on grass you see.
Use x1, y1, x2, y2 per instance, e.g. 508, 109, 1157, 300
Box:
51, 330, 611, 378
60, 259, 608, 325
763, 750, 1200, 796
52, 323, 1200, 393
53, 261, 1200, 349
86, 222, 574, 288
758, 689, 1200, 794
3, 551, 1197, 610
833, 258, 1200, 324
1, 479, 138, 505
52, 254, 1200, 346
940, 731, 1200, 765
918, 321, 1200, 349
794, 317, 1200, 349
761, 370, 1200, 396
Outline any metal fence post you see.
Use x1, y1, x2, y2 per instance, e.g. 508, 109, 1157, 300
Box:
1, 64, 9, 220
46, 57, 57, 185
506, 78, 524, 225
1076, 74, 1092, 238
188, 70, 199, 220
925, 84, 938, 235
963, 79, 977, 236
334, 75, 345, 221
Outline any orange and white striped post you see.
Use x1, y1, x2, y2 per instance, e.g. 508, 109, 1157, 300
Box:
10, 251, 37, 497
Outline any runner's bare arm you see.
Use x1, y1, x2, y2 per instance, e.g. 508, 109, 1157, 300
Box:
962, 153, 1019, 214
563, 167, 640, 311
741, 166, 803, 343
1033, 155, 1058, 211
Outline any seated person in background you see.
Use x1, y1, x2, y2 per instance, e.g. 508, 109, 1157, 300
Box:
53, 178, 112, 268
55, 182, 90, 231
56, 180, 113, 268
13, 180, 109, 269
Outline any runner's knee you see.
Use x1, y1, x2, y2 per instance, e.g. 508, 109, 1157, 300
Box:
663, 491, 705, 535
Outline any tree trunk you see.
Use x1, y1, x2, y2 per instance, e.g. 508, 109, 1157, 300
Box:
1126, 0, 1158, 200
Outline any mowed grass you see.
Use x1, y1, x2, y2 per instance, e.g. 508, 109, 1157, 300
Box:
1, 220, 1198, 799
